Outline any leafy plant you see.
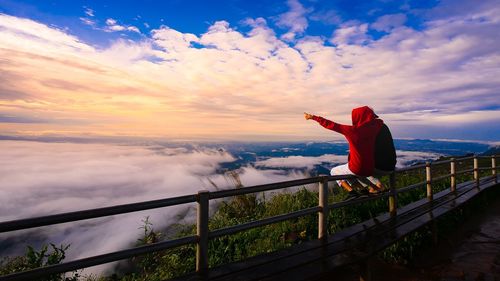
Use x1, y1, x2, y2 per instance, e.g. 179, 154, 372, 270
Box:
0, 243, 79, 281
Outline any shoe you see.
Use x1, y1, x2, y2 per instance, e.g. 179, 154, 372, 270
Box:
344, 191, 360, 201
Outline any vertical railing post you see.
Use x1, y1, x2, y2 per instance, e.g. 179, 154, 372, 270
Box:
473, 156, 479, 188
426, 164, 437, 244
388, 173, 397, 217
450, 158, 456, 192
492, 155, 497, 184
196, 190, 210, 274
318, 176, 329, 240
426, 162, 433, 201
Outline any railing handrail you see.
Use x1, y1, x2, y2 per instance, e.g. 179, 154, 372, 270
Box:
0, 153, 498, 281
0, 176, 360, 234
395, 154, 495, 172
0, 194, 198, 233
209, 175, 358, 199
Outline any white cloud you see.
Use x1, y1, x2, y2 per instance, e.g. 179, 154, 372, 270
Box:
197, 19, 284, 59
310, 10, 342, 25
275, 0, 311, 41
80, 17, 95, 26
104, 18, 141, 33
108, 25, 125, 32
331, 21, 370, 45
99, 39, 158, 65
127, 26, 140, 33
105, 18, 117, 25
0, 13, 94, 53
202, 166, 305, 192
152, 25, 199, 52
371, 13, 407, 32
255, 154, 347, 169
84, 7, 95, 17
395, 150, 443, 168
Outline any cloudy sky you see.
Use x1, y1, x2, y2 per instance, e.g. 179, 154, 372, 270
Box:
0, 0, 499, 141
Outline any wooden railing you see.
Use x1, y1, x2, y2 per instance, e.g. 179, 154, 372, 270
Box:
0, 154, 498, 281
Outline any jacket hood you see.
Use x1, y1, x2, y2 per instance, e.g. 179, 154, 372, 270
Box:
352, 106, 379, 127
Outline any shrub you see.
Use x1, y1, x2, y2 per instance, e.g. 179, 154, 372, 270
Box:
0, 244, 79, 281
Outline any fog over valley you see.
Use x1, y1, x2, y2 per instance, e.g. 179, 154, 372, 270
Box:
0, 139, 492, 274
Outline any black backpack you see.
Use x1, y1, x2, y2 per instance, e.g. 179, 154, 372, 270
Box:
374, 124, 396, 171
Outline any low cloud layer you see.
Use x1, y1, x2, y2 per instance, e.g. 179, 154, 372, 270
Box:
395, 150, 443, 168
0, 0, 499, 141
256, 154, 347, 169
254, 151, 442, 170
0, 138, 464, 276
0, 141, 234, 219
0, 140, 305, 274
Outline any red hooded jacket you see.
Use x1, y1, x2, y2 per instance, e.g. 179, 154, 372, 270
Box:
313, 106, 383, 176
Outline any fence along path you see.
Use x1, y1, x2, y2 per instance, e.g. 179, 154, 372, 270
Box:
0, 155, 498, 281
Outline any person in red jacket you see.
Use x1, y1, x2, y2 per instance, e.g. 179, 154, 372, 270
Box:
305, 106, 389, 197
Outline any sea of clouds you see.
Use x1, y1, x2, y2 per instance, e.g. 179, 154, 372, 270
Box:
0, 140, 443, 275
0, 140, 305, 274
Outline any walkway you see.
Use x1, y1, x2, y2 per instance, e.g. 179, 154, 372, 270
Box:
175, 176, 499, 281
317, 187, 500, 281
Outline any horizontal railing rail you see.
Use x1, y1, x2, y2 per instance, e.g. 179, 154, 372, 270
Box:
210, 176, 338, 199
458, 168, 475, 175
0, 194, 198, 233
0, 236, 199, 281
209, 206, 321, 239
0, 154, 498, 281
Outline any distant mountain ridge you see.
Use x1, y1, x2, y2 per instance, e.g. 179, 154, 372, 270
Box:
482, 146, 500, 156
207, 139, 492, 175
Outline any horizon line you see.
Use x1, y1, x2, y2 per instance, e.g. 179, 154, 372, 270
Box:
0, 134, 498, 146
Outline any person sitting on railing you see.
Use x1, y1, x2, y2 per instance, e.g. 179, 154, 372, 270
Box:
305, 106, 396, 199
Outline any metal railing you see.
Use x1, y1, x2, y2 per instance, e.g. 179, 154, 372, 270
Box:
0, 154, 498, 281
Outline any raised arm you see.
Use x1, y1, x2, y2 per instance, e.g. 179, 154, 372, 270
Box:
304, 112, 351, 135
